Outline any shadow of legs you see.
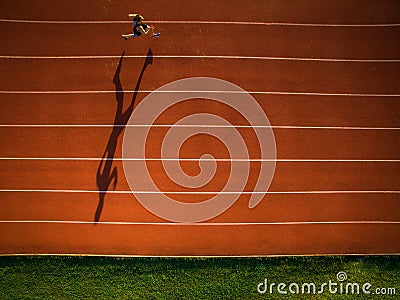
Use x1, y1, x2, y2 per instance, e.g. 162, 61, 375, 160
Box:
94, 49, 153, 223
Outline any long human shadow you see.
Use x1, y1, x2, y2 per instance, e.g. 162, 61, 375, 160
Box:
94, 49, 153, 222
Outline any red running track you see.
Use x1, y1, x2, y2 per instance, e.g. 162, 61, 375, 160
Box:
0, 0, 399, 256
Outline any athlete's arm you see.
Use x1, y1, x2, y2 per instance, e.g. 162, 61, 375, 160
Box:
138, 25, 154, 35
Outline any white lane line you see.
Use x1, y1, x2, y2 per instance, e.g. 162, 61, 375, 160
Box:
0, 124, 399, 130
0, 158, 399, 162
1, 19, 400, 27
0, 90, 399, 97
1, 55, 399, 62
0, 220, 398, 225
0, 190, 398, 194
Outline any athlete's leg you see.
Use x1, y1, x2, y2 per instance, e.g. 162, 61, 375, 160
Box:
121, 33, 138, 40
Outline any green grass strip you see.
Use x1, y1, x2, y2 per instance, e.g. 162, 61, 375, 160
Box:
0, 256, 399, 299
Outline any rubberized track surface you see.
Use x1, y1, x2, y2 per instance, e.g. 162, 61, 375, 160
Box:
0, 0, 399, 256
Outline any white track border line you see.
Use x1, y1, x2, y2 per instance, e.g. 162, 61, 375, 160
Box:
0, 190, 398, 194
0, 220, 399, 225
0, 253, 398, 258
0, 158, 399, 162
1, 19, 400, 27
1, 90, 399, 97
1, 55, 399, 63
0, 124, 399, 130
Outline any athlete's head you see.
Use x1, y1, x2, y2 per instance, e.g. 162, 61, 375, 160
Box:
135, 14, 144, 22
129, 14, 144, 22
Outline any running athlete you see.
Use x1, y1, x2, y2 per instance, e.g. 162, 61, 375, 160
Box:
121, 14, 160, 39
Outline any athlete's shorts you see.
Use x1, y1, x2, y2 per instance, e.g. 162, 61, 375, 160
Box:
133, 23, 148, 37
